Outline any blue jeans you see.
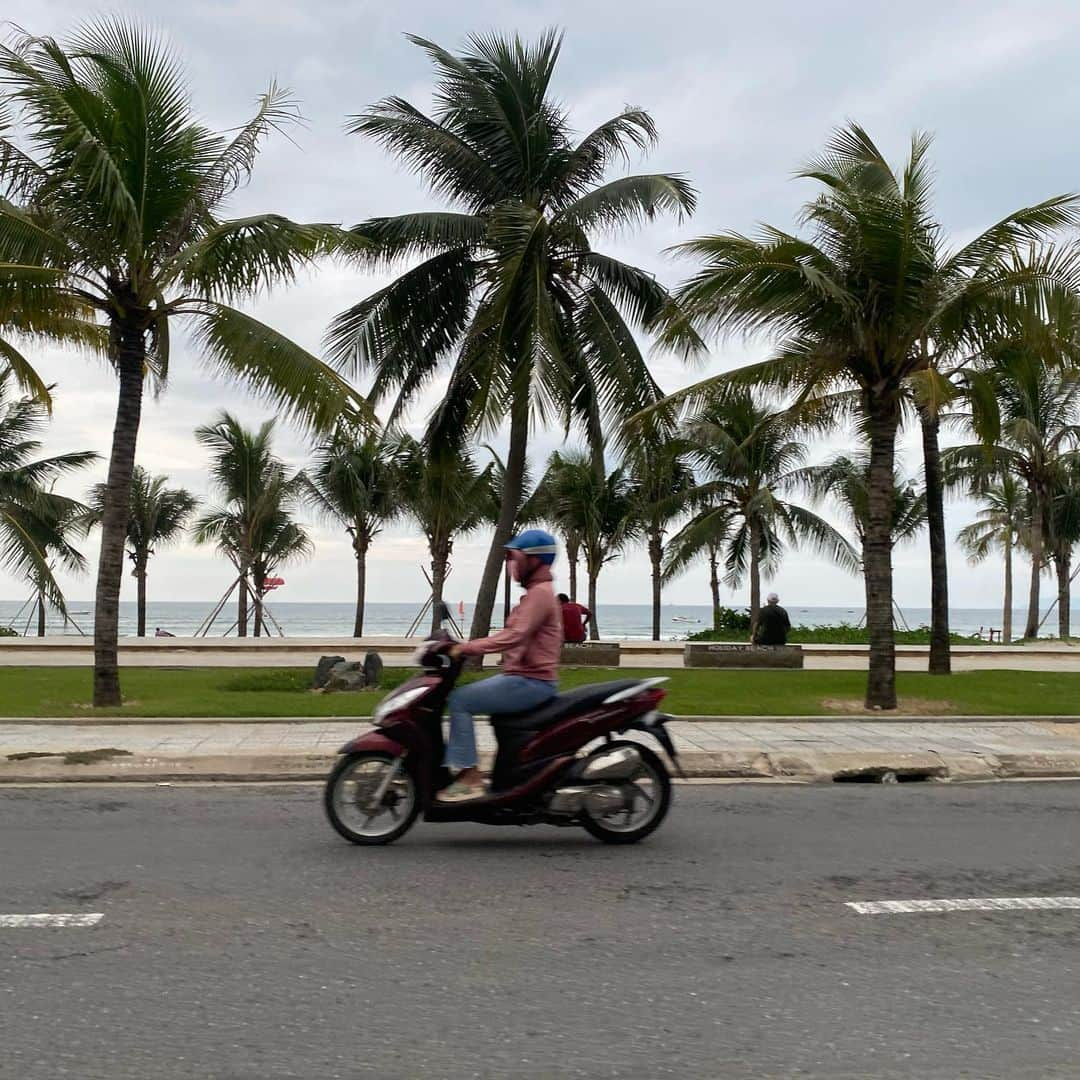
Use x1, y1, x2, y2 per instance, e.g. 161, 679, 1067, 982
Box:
445, 674, 558, 769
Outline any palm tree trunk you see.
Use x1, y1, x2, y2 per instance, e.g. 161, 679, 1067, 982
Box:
920, 409, 951, 674
253, 568, 265, 638
237, 567, 249, 637
471, 396, 528, 641
1058, 548, 1071, 640
1025, 503, 1043, 640
36, 592, 46, 637
353, 533, 369, 638
93, 324, 146, 707
649, 531, 663, 641
135, 559, 148, 638
567, 535, 580, 602
864, 394, 899, 710
748, 517, 761, 642
587, 567, 599, 639
1003, 531, 1013, 645
429, 544, 449, 636
708, 543, 721, 631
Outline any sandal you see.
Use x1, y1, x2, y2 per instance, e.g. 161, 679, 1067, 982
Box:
437, 778, 487, 803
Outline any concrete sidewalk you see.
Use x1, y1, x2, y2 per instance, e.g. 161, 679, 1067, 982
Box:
4, 718, 1080, 783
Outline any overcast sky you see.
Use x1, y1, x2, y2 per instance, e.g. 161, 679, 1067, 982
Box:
5, 0, 1080, 616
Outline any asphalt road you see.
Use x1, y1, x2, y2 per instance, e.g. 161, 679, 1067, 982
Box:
2, 782, 1080, 1080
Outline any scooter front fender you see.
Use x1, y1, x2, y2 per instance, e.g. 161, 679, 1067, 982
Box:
338, 731, 407, 757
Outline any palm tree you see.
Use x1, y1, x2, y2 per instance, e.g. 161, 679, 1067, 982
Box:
624, 431, 694, 640
533, 449, 638, 638
0, 370, 96, 616
194, 413, 307, 637
248, 508, 312, 637
947, 353, 1080, 639
325, 30, 699, 646
797, 452, 927, 552
0, 20, 362, 704
956, 474, 1029, 644
661, 124, 1080, 706
797, 452, 927, 631
302, 429, 403, 636
395, 437, 498, 635
87, 467, 197, 636
664, 389, 857, 641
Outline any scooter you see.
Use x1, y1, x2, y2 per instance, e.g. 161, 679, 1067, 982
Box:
323, 631, 683, 846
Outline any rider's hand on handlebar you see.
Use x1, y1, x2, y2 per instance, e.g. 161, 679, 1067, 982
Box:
448, 644, 464, 660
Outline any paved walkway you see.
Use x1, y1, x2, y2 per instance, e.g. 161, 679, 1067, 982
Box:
2, 718, 1079, 756
4, 719, 1080, 783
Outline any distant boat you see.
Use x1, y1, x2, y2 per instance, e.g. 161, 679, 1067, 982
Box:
671, 616, 700, 623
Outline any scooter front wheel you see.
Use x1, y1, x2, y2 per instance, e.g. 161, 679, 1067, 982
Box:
580, 742, 672, 845
324, 752, 419, 845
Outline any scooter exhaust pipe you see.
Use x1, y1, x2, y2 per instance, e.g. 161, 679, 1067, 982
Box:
548, 784, 626, 815
582, 746, 642, 782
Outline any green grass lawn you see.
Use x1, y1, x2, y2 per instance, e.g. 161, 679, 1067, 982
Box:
1, 666, 1078, 717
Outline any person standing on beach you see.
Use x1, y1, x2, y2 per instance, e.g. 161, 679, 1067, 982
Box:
558, 593, 591, 643
754, 593, 791, 645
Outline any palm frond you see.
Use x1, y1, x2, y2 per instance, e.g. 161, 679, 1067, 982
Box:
190, 302, 373, 433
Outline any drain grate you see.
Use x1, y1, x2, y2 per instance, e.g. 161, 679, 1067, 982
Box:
833, 768, 937, 784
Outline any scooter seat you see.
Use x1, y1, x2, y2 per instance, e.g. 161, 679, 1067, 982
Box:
490, 679, 641, 732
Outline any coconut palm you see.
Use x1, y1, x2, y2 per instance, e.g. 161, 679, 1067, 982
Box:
623, 430, 694, 640
87, 467, 197, 636
521, 458, 583, 602
326, 30, 699, 646
956, 474, 1029, 644
532, 449, 638, 638
0, 370, 96, 615
302, 430, 404, 636
796, 452, 927, 552
664, 389, 857, 640
248, 508, 313, 637
395, 437, 498, 635
194, 413, 308, 637
946, 353, 1080, 639
0, 20, 362, 703
660, 124, 1080, 706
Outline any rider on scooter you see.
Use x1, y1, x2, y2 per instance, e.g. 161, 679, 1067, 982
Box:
439, 529, 563, 802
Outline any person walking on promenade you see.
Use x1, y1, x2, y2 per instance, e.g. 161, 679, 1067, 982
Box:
754, 593, 791, 645
558, 593, 591, 643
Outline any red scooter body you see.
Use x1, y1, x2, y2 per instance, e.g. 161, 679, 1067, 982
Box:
327, 638, 682, 841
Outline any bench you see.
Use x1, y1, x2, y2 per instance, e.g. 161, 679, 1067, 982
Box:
683, 643, 804, 669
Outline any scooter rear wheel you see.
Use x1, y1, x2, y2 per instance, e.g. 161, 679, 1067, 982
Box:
580, 742, 672, 845
325, 752, 419, 845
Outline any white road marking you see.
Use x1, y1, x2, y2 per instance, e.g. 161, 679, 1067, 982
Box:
0, 913, 104, 928
847, 897, 1080, 915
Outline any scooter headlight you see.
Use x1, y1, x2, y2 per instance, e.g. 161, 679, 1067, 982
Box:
373, 685, 429, 723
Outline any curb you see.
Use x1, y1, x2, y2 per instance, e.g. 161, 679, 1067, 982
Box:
5, 749, 1080, 785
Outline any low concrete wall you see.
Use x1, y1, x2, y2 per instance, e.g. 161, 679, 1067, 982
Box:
684, 643, 804, 669
560, 642, 621, 666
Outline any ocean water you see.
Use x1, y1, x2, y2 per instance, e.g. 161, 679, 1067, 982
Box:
0, 599, 1069, 640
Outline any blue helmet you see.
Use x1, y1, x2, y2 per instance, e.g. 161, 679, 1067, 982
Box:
505, 528, 557, 565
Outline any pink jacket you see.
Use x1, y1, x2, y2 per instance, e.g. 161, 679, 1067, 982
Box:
460, 567, 563, 681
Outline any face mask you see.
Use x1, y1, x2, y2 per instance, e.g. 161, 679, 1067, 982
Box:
506, 549, 528, 583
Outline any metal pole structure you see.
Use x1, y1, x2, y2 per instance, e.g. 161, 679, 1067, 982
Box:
1037, 559, 1080, 633
195, 578, 241, 637
406, 564, 462, 637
